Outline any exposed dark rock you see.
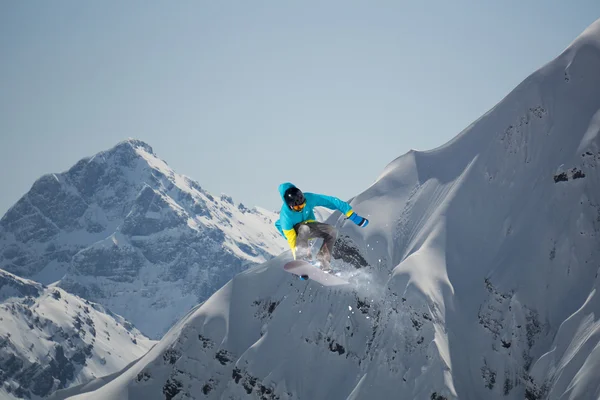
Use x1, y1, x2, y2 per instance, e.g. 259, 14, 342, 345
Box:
220, 194, 234, 204
332, 235, 369, 268
71, 241, 145, 281
525, 310, 542, 349
481, 361, 496, 390
356, 297, 370, 314
136, 371, 151, 382
412, 317, 423, 330
504, 376, 513, 396
163, 348, 181, 365
215, 349, 232, 365
231, 368, 279, 400
232, 367, 243, 384
0, 271, 42, 300
162, 378, 183, 400
329, 341, 345, 355
572, 168, 586, 179
238, 242, 258, 257
71, 348, 87, 365
553, 172, 568, 183
202, 382, 213, 395
242, 375, 256, 394
199, 334, 213, 349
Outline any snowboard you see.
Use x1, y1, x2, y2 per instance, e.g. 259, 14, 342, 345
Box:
283, 260, 349, 286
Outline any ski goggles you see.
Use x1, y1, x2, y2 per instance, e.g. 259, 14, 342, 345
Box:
291, 202, 306, 211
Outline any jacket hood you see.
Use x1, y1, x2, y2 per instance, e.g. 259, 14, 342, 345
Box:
278, 182, 297, 202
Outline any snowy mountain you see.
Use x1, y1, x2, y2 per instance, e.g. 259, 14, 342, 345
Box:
52, 19, 600, 400
0, 269, 154, 400
0, 139, 285, 338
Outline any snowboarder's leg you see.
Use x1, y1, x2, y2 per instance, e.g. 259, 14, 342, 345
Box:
294, 223, 312, 260
305, 222, 337, 271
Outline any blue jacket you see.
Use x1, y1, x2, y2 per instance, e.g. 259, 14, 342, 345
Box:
274, 182, 353, 257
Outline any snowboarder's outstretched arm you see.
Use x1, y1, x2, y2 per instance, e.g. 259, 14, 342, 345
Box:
307, 193, 369, 227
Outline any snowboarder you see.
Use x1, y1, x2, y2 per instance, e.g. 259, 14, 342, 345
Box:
274, 182, 369, 272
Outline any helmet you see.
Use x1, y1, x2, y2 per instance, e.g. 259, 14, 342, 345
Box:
284, 187, 306, 211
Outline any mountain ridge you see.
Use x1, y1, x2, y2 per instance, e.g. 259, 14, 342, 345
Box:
0, 268, 155, 400
0, 139, 285, 338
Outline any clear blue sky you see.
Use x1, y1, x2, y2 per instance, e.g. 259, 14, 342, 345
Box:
1, 1, 598, 215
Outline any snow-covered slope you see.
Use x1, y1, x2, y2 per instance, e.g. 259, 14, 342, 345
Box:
0, 269, 154, 400
0, 139, 285, 338
54, 19, 600, 400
